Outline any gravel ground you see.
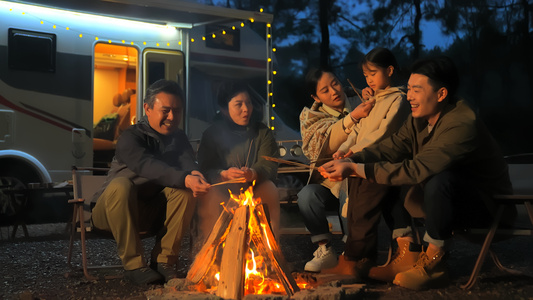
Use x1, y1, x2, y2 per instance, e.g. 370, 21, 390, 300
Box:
1, 220, 532, 300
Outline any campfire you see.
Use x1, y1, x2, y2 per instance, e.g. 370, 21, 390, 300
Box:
187, 183, 309, 299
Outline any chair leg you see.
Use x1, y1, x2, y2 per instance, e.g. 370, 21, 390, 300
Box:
67, 203, 79, 265
488, 250, 522, 275
461, 206, 504, 290
525, 201, 533, 225
78, 205, 97, 281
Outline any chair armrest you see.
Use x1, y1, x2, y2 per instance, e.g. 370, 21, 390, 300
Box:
493, 194, 533, 204
68, 198, 85, 204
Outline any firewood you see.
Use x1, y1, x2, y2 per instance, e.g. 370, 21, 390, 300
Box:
250, 204, 300, 296
187, 201, 238, 283
217, 205, 248, 300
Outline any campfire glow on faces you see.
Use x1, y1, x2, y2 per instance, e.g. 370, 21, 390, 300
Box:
191, 182, 309, 297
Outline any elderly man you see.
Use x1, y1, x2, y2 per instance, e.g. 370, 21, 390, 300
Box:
319, 57, 513, 290
91, 79, 210, 285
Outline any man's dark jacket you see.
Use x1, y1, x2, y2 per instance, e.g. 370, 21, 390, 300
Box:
92, 116, 197, 201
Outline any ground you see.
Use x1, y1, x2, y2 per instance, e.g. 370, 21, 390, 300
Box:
1, 220, 532, 300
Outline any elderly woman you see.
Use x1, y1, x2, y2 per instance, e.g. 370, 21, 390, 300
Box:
197, 81, 280, 240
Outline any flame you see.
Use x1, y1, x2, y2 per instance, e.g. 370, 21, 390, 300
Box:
245, 248, 264, 285
198, 181, 312, 296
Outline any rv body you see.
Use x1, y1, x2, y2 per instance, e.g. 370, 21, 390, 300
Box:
0, 0, 304, 187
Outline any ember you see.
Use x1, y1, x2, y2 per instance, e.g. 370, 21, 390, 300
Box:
187, 183, 307, 299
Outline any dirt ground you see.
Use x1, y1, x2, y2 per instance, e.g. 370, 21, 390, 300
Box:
1, 221, 532, 300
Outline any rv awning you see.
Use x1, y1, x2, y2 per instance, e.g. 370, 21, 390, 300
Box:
11, 0, 273, 27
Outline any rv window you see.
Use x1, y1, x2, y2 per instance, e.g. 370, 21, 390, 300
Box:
147, 62, 166, 86
205, 25, 240, 51
8, 28, 56, 73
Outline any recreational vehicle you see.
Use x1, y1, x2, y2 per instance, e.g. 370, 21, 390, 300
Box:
0, 0, 304, 188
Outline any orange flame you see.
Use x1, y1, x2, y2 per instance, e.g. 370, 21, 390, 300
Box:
202, 181, 311, 296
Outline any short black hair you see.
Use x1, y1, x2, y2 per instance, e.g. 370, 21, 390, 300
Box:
144, 79, 184, 108
410, 56, 459, 102
304, 67, 338, 98
217, 81, 250, 109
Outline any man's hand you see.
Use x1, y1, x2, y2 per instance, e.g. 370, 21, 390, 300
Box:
350, 98, 376, 121
185, 173, 210, 197
318, 159, 358, 182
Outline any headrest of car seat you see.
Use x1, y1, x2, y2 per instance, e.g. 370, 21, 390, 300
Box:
113, 88, 136, 107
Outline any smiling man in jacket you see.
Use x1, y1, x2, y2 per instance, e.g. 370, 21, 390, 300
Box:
91, 79, 210, 285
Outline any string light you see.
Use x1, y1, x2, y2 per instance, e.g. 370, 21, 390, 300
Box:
3, 2, 277, 130
1, 3, 272, 51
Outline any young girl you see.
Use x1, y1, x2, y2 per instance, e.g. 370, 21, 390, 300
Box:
333, 47, 408, 159
322, 47, 410, 278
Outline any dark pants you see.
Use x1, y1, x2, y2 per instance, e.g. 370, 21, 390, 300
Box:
422, 170, 491, 243
344, 177, 405, 260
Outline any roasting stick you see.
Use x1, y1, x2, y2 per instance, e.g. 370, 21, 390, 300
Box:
263, 155, 359, 177
262, 156, 318, 170
309, 157, 333, 164
347, 78, 365, 103
211, 177, 247, 187
244, 139, 254, 168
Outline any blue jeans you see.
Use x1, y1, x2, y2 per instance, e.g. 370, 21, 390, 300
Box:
297, 184, 347, 244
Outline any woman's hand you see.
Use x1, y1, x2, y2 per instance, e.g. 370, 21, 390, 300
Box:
318, 159, 358, 182
240, 167, 256, 182
350, 98, 375, 121
220, 167, 245, 181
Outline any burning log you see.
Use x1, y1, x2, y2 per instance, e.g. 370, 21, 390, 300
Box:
187, 184, 302, 299
250, 204, 299, 296
217, 205, 249, 299
187, 201, 238, 283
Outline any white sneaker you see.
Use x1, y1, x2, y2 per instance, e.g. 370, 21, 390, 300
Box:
304, 244, 338, 272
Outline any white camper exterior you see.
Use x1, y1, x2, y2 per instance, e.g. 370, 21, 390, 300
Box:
0, 0, 304, 186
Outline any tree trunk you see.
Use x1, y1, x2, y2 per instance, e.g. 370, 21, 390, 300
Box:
412, 0, 421, 59
319, 0, 330, 68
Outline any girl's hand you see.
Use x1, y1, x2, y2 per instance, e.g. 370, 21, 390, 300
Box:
362, 87, 374, 101
332, 150, 345, 160
342, 150, 353, 158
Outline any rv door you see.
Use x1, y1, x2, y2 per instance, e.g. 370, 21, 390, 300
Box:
142, 49, 185, 128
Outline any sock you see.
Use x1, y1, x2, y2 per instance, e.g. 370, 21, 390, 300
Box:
426, 243, 444, 258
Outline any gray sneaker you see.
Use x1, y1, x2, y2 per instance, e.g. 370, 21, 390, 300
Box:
124, 267, 163, 285
153, 262, 178, 282
304, 244, 338, 272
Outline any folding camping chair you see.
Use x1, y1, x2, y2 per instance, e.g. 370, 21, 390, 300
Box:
460, 154, 533, 289
66, 166, 123, 280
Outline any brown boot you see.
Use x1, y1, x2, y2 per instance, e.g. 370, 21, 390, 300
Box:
368, 238, 421, 282
393, 248, 450, 290
321, 254, 374, 281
